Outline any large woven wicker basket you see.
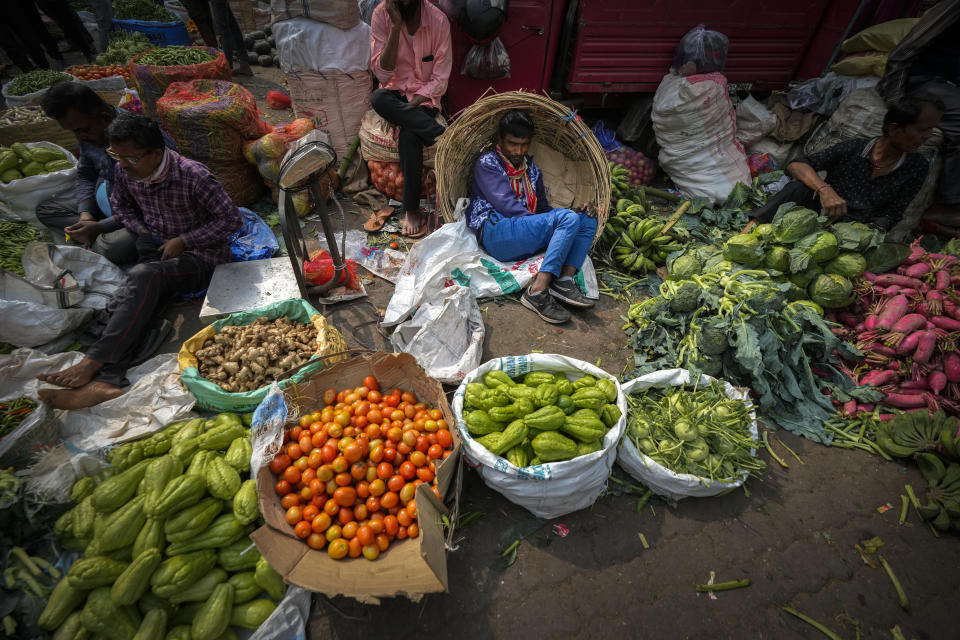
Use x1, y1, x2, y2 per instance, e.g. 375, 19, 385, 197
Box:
434, 91, 610, 241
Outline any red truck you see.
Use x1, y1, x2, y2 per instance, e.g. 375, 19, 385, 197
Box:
445, 0, 868, 113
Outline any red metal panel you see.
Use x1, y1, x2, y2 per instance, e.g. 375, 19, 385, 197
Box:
567, 0, 833, 92
444, 0, 565, 114
794, 0, 863, 80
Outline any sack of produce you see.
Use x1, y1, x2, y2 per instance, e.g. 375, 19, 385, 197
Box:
1, 70, 74, 108
452, 354, 627, 519
0, 396, 54, 467
242, 118, 315, 187
270, 0, 359, 30
618, 369, 761, 500
129, 46, 231, 118
0, 142, 77, 224
178, 298, 347, 412
286, 70, 372, 160
367, 159, 436, 201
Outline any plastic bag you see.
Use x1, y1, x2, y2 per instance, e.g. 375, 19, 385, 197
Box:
247, 586, 311, 640
0, 141, 78, 224
735, 95, 776, 146
591, 120, 619, 153
303, 249, 360, 289
118, 88, 143, 114
390, 285, 484, 384
452, 353, 627, 519
383, 220, 599, 326
617, 368, 758, 500
460, 37, 510, 80
746, 152, 775, 177
671, 24, 728, 76
229, 207, 279, 262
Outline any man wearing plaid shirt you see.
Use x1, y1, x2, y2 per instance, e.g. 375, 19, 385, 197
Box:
37, 114, 242, 410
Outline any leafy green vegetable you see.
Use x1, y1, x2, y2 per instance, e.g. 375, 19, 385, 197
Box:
864, 242, 912, 274
723, 234, 764, 267
668, 253, 702, 280
832, 221, 882, 253
764, 245, 790, 273
824, 252, 867, 278
772, 205, 821, 244
809, 273, 854, 309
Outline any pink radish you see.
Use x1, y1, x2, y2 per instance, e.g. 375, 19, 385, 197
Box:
837, 311, 859, 327
866, 342, 897, 357
842, 400, 857, 416
873, 274, 925, 288
929, 371, 948, 394
885, 361, 901, 370
877, 413, 897, 421
879, 286, 902, 296
902, 262, 932, 278
875, 295, 910, 331
860, 369, 898, 386
858, 403, 875, 412
864, 315, 879, 331
944, 300, 960, 321
906, 242, 926, 264
944, 352, 960, 383
914, 331, 938, 363
862, 271, 877, 282
884, 314, 929, 347
899, 378, 929, 390
895, 332, 923, 355
935, 270, 952, 290
883, 392, 928, 408
930, 316, 960, 331
891, 388, 929, 396
926, 290, 944, 315
927, 253, 958, 266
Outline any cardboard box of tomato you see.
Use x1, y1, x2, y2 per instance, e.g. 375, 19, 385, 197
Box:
252, 352, 462, 603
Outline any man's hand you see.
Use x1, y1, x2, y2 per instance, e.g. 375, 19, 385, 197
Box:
77, 211, 95, 222
159, 236, 186, 261
64, 220, 101, 245
820, 187, 847, 220
385, 0, 402, 26
410, 94, 429, 107
578, 202, 598, 218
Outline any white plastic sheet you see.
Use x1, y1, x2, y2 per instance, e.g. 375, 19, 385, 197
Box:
391, 285, 484, 384
0, 142, 78, 223
735, 96, 776, 146
383, 220, 598, 326
0, 243, 127, 347
452, 354, 627, 519
616, 368, 759, 501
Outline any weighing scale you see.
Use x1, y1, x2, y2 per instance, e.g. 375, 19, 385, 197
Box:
199, 131, 346, 324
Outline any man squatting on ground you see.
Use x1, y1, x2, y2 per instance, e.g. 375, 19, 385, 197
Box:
36, 114, 241, 410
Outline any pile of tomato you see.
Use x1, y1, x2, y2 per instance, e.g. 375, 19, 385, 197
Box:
268, 376, 455, 561
67, 65, 133, 82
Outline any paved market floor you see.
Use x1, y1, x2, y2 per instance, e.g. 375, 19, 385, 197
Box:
144, 69, 960, 640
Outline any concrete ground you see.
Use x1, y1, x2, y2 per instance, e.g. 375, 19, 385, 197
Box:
13, 54, 952, 639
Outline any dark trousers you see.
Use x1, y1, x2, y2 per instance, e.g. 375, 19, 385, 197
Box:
88, 236, 217, 386
370, 88, 445, 214
910, 76, 960, 205
209, 0, 244, 64
5, 2, 58, 69
36, 0, 95, 58
36, 199, 140, 265
750, 180, 818, 223
179, 0, 218, 48
0, 22, 41, 71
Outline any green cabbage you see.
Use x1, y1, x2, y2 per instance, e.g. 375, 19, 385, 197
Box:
695, 245, 722, 265
831, 221, 882, 252
669, 281, 702, 313
824, 252, 867, 278
698, 317, 729, 355
795, 231, 839, 263
704, 259, 734, 274
668, 253, 702, 280
788, 262, 822, 288
754, 223, 775, 241
722, 234, 764, 266
809, 273, 855, 309
773, 206, 820, 244
764, 245, 790, 273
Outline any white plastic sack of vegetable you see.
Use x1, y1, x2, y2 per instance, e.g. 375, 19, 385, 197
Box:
390, 284, 484, 385
735, 96, 776, 146
247, 585, 311, 640
617, 368, 759, 501
652, 72, 751, 205
0, 141, 78, 224
452, 354, 627, 519
382, 220, 599, 326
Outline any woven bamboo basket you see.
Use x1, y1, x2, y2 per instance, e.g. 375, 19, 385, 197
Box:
434, 90, 610, 241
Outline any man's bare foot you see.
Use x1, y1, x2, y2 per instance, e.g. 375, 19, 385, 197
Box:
37, 358, 103, 388
233, 62, 254, 76
37, 381, 123, 410
402, 211, 427, 238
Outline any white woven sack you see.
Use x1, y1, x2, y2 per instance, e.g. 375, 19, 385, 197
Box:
0, 141, 78, 224
453, 354, 627, 519
617, 368, 759, 501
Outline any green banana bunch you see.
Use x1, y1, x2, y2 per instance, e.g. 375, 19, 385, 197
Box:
609, 162, 630, 199
607, 216, 684, 274
873, 411, 956, 459
916, 456, 960, 532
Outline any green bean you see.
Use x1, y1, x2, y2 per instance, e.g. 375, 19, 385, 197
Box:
0, 222, 41, 276
7, 70, 72, 97
0, 397, 37, 438
114, 0, 176, 22
136, 47, 216, 66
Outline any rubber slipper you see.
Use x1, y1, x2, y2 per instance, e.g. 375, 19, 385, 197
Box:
363, 206, 395, 232
404, 224, 429, 240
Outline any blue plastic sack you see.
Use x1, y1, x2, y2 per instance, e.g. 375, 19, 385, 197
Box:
591, 120, 620, 153
112, 18, 191, 46
229, 208, 279, 262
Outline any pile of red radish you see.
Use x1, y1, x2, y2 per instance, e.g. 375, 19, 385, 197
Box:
830, 240, 960, 417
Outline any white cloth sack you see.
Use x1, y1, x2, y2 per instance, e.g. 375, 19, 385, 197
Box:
273, 18, 371, 73
735, 96, 776, 146
616, 368, 759, 501
0, 243, 127, 347
452, 354, 627, 519
390, 285, 484, 385
0, 142, 78, 223
652, 72, 751, 204
382, 220, 599, 326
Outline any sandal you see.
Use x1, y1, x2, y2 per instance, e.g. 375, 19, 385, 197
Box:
402, 212, 430, 239
363, 206, 395, 232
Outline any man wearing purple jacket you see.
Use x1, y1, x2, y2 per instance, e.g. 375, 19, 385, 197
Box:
37, 114, 242, 410
466, 109, 597, 324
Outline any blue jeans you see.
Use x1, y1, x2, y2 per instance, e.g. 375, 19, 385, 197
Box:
481, 209, 597, 277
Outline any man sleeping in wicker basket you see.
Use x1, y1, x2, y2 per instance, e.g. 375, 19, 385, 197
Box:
466, 109, 598, 324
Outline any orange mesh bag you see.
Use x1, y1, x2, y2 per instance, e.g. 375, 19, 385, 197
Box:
130, 47, 231, 118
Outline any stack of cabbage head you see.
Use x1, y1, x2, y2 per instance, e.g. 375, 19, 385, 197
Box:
0, 143, 72, 183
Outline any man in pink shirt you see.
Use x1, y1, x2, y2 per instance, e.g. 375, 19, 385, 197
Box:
370, 0, 452, 237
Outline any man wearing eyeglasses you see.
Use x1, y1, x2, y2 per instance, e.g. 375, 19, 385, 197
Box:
39, 82, 177, 264
36, 113, 242, 410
